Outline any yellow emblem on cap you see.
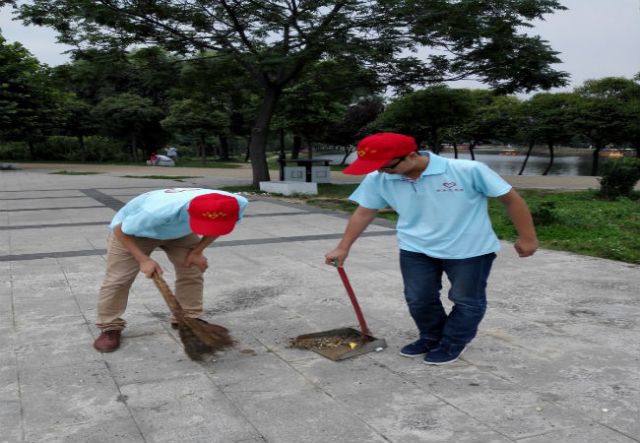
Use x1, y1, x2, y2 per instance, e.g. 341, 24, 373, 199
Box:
201, 211, 228, 219
357, 148, 376, 157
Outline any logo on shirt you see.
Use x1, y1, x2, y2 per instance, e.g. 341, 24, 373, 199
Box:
436, 181, 464, 192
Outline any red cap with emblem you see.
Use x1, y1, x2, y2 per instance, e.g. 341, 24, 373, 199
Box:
342, 133, 418, 175
187, 193, 240, 236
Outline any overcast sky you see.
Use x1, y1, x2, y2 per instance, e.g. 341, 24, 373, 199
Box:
1, 0, 639, 93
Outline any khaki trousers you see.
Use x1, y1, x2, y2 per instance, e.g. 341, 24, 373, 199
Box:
96, 234, 204, 331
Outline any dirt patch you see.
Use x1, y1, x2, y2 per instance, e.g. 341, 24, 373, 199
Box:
204, 285, 282, 315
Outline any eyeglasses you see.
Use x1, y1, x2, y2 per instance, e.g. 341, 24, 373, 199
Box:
379, 156, 406, 171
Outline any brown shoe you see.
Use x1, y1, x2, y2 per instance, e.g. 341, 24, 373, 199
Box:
171, 319, 228, 334
93, 330, 121, 352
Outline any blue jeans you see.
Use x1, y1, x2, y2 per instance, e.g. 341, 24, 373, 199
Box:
399, 250, 496, 346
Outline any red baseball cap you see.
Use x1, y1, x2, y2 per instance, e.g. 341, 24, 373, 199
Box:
187, 193, 240, 236
342, 133, 418, 175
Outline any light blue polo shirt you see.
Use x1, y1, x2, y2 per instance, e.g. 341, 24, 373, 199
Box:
109, 188, 248, 239
350, 152, 512, 259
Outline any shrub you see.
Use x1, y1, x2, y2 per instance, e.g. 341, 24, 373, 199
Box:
530, 201, 559, 225
599, 158, 640, 199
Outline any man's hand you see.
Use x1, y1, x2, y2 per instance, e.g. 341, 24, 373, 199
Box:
184, 250, 209, 272
514, 238, 539, 257
325, 247, 349, 267
140, 259, 163, 278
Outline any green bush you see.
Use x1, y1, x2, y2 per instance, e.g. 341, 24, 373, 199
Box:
599, 158, 640, 199
530, 201, 559, 225
0, 137, 129, 162
0, 141, 29, 160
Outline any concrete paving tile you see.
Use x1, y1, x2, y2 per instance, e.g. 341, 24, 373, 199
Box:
120, 374, 261, 443
102, 323, 207, 385
9, 229, 98, 255
8, 208, 113, 226
318, 383, 512, 443
29, 420, 145, 443
0, 356, 19, 403
8, 258, 61, 275
226, 388, 389, 443
414, 371, 594, 439
13, 293, 82, 322
517, 425, 638, 442
0, 400, 23, 443
19, 362, 129, 435
209, 350, 312, 396
14, 317, 101, 370
2, 197, 98, 211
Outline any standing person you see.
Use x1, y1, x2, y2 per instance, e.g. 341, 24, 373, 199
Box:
93, 188, 248, 353
166, 146, 178, 163
325, 133, 538, 365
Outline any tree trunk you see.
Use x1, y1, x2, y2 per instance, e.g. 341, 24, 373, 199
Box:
249, 85, 281, 186
78, 135, 86, 161
591, 144, 604, 176
131, 135, 138, 161
341, 146, 354, 165
542, 143, 555, 176
292, 135, 302, 160
518, 141, 535, 175
200, 134, 207, 165
469, 141, 477, 161
244, 136, 251, 162
453, 143, 458, 159
219, 135, 230, 160
27, 140, 35, 160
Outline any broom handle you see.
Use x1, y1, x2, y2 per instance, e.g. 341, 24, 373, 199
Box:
335, 265, 371, 337
151, 272, 185, 322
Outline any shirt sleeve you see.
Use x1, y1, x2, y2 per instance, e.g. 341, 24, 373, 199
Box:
348, 174, 388, 210
472, 162, 512, 197
235, 195, 249, 222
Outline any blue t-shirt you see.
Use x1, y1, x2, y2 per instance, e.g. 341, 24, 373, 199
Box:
109, 188, 248, 239
350, 152, 512, 259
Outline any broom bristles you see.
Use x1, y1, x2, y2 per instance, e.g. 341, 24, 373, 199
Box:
152, 272, 234, 360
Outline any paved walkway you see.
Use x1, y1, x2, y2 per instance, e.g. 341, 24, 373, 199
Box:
11, 161, 639, 190
1, 164, 639, 443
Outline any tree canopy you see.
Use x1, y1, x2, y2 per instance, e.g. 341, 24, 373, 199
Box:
3, 0, 569, 184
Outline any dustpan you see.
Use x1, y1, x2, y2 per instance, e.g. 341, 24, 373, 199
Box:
293, 263, 387, 361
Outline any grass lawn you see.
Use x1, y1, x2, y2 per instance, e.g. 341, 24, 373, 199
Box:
223, 184, 640, 265
49, 170, 102, 175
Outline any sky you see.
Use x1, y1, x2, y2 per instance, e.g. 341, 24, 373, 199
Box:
1, 0, 639, 94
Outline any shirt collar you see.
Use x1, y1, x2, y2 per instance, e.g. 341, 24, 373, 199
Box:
382, 151, 447, 181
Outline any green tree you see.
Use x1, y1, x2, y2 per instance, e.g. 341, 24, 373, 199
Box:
323, 96, 385, 164
274, 57, 381, 159
173, 52, 261, 160
519, 93, 576, 175
371, 85, 474, 151
460, 93, 522, 160
5, 0, 568, 185
572, 78, 637, 176
93, 93, 165, 160
0, 34, 66, 158
161, 99, 230, 164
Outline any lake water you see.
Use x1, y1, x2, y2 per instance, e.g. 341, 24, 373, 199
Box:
314, 152, 595, 176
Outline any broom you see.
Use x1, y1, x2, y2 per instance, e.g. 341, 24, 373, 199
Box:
152, 272, 234, 360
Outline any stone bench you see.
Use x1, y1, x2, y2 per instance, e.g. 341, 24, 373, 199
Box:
259, 181, 318, 196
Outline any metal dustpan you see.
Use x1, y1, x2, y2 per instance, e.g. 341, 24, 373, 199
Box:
293, 263, 387, 361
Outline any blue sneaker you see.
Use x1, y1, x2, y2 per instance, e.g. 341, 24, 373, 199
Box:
424, 343, 466, 365
399, 338, 439, 357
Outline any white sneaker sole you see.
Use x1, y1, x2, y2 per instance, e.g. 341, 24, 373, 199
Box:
399, 351, 428, 358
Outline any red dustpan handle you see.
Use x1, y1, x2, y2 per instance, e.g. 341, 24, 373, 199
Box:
335, 265, 371, 337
